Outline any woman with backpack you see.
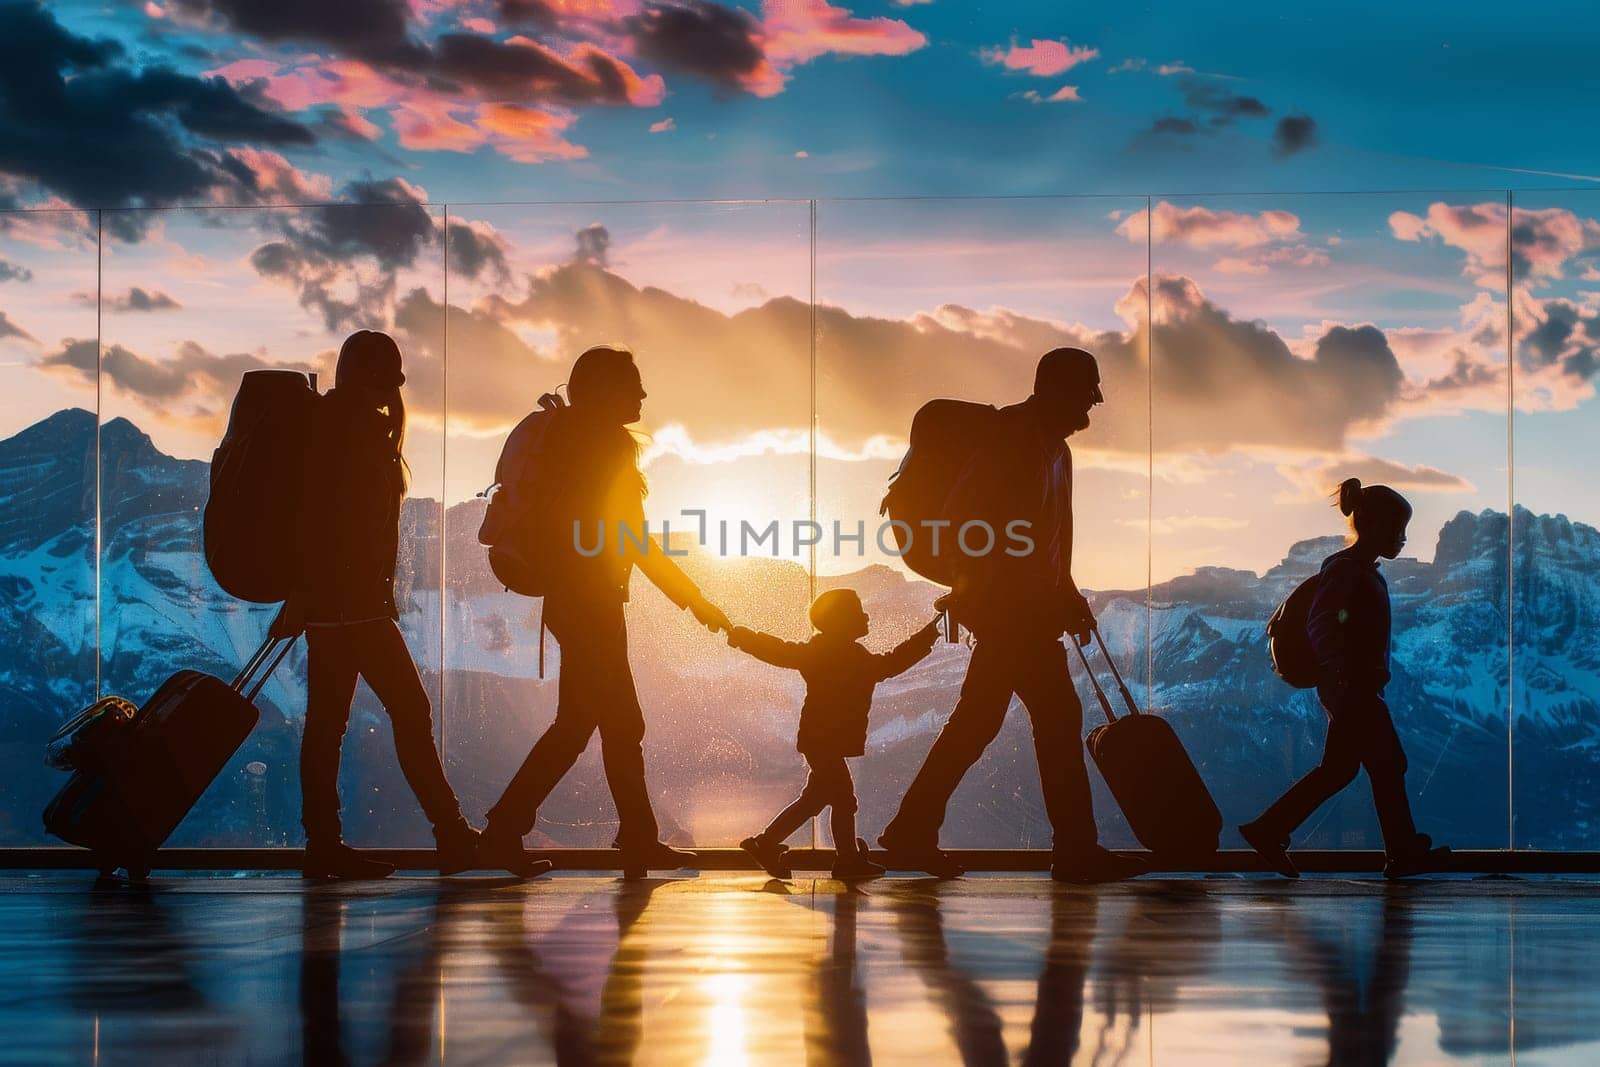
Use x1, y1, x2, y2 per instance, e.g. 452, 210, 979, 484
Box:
1239, 478, 1450, 879
478, 345, 730, 877
282, 331, 538, 880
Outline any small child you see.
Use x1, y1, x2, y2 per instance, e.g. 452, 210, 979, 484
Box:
730, 588, 943, 880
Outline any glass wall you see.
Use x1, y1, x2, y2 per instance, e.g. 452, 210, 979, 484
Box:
0, 192, 1591, 852
1150, 194, 1511, 850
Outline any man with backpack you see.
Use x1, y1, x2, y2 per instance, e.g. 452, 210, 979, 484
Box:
878, 347, 1145, 883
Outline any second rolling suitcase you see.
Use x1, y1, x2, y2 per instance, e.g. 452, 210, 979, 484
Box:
1077, 629, 1222, 862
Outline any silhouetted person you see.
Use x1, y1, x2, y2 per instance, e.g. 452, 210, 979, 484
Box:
480, 346, 730, 877
278, 331, 502, 880
880, 347, 1142, 882
731, 589, 941, 881
1275, 886, 1416, 1065
1240, 479, 1450, 879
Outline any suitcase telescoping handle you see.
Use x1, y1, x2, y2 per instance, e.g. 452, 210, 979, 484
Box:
1069, 627, 1141, 725
231, 634, 296, 702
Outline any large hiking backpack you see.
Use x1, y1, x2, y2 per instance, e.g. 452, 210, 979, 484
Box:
203, 369, 320, 603
879, 398, 999, 585
478, 392, 569, 597
1266, 572, 1322, 688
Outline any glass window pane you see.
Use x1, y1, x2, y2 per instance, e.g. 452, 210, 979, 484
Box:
815, 197, 1151, 850
1150, 194, 1510, 851
0, 209, 99, 845
1511, 190, 1600, 850
96, 204, 444, 847
443, 201, 813, 847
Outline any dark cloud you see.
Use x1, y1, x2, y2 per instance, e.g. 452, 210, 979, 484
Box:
1179, 77, 1270, 127
625, 0, 767, 91
1272, 114, 1317, 157
574, 223, 611, 267
0, 2, 314, 228
446, 220, 511, 282
40, 335, 317, 401
1519, 297, 1600, 384
169, 0, 426, 68
1147, 116, 1199, 137
0, 258, 33, 283
0, 309, 35, 342
248, 176, 437, 330
80, 286, 183, 312
429, 33, 640, 104
500, 0, 556, 28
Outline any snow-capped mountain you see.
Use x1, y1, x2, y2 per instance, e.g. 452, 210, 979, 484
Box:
2, 409, 1596, 850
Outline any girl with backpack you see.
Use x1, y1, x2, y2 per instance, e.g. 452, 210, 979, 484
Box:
1239, 478, 1450, 879
478, 345, 730, 877
282, 331, 538, 880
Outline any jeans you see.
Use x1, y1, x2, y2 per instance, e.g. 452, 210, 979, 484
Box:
301, 618, 464, 846
884, 629, 1096, 853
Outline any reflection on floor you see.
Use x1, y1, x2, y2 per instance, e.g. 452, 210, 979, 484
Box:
2, 874, 1598, 1064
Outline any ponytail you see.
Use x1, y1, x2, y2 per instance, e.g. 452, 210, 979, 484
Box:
1336, 477, 1364, 518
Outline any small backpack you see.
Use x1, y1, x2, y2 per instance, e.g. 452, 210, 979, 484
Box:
204, 369, 320, 603
478, 392, 569, 598
1266, 573, 1322, 688
879, 399, 1000, 585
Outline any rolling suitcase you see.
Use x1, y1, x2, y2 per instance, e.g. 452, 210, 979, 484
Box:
1077, 628, 1222, 862
43, 634, 295, 879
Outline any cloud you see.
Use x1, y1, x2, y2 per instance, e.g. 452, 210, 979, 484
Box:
761, 0, 927, 66
982, 38, 1098, 78
574, 222, 611, 267
1277, 455, 1476, 499
1388, 201, 1600, 287
248, 176, 438, 330
95, 286, 184, 312
40, 337, 317, 403
1117, 201, 1303, 249
0, 2, 315, 228
1021, 86, 1082, 104
1178, 77, 1269, 127
1213, 244, 1330, 274
1272, 114, 1317, 157
170, 0, 426, 67
648, 116, 676, 132
0, 259, 33, 283
625, 1, 781, 95
446, 218, 512, 282
0, 310, 36, 342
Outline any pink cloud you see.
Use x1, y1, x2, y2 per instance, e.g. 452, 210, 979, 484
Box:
983, 38, 1099, 78
1389, 201, 1600, 287
474, 103, 589, 162
219, 148, 335, 203
648, 116, 676, 133
762, 0, 927, 66
1117, 201, 1304, 249
1214, 244, 1330, 274
1020, 85, 1082, 103
459, 16, 496, 33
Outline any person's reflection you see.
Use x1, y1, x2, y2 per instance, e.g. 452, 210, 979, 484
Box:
881, 884, 1099, 1065
1275, 886, 1415, 1066
804, 887, 872, 1065
490, 878, 660, 1063
1093, 883, 1225, 1033
299, 887, 348, 1067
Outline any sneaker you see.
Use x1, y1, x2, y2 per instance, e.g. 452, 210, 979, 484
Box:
436, 823, 482, 876
1383, 835, 1452, 880
477, 826, 554, 879
618, 841, 699, 879
303, 841, 396, 881
832, 846, 885, 881
1239, 820, 1300, 879
876, 832, 964, 879
1050, 846, 1147, 884
740, 836, 792, 879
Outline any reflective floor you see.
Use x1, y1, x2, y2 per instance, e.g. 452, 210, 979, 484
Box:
2, 874, 1599, 1065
